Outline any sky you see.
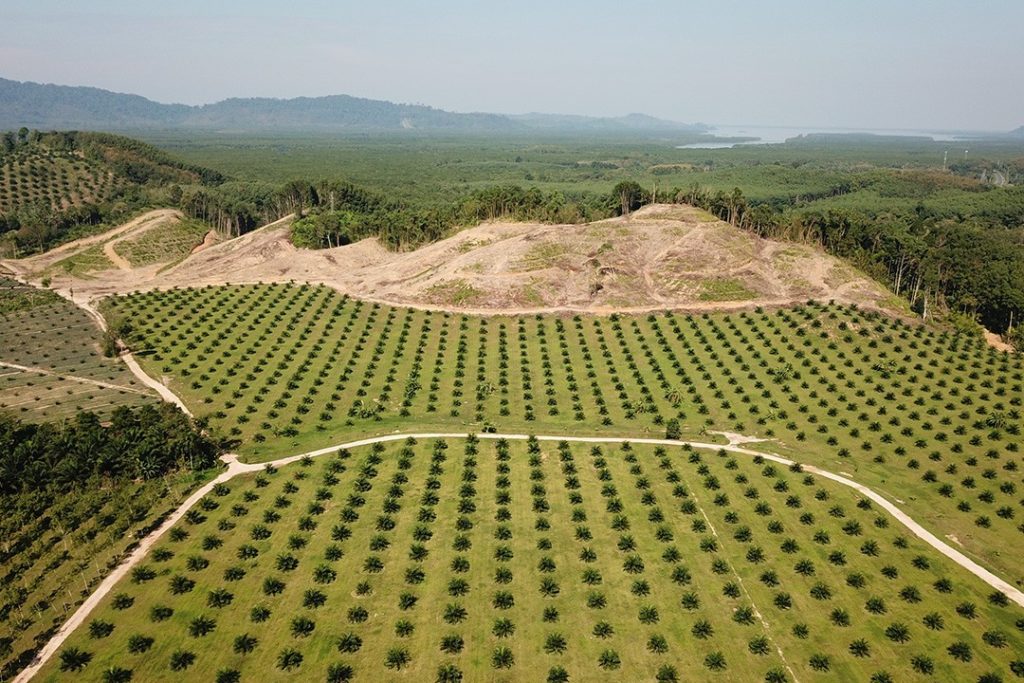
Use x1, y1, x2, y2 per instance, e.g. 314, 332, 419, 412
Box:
2, 0, 1022, 131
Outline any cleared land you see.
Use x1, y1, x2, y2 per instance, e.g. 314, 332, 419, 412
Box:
0, 278, 155, 421
8, 205, 895, 314
35, 437, 1023, 682
104, 285, 1023, 588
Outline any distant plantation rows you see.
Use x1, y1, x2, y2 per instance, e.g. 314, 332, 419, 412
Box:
0, 130, 222, 256
0, 278, 156, 421
36, 437, 1024, 682
0, 149, 121, 214
106, 284, 1023, 583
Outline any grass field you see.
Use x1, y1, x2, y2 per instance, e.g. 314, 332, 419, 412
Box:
36, 437, 1023, 682
104, 284, 1023, 584
114, 218, 209, 269
0, 278, 156, 421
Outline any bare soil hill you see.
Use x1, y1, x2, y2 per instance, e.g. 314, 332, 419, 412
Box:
3, 204, 897, 314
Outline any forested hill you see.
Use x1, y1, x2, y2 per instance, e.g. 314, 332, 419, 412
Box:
0, 77, 706, 134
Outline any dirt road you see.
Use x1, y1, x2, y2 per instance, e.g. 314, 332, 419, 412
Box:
16, 428, 1024, 681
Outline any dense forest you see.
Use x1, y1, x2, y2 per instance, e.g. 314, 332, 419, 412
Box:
0, 403, 218, 498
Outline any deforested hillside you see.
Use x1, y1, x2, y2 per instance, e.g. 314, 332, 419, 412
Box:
18, 203, 897, 315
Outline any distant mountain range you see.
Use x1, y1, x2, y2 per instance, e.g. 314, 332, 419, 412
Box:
0, 77, 707, 135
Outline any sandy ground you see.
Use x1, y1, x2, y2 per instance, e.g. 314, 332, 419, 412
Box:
984, 330, 1014, 352
189, 229, 220, 254
2, 204, 896, 316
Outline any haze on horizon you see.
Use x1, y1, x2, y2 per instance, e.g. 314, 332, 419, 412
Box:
2, 0, 1022, 132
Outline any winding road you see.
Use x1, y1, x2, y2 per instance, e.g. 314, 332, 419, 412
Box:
8, 272, 1023, 681
15, 427, 1024, 681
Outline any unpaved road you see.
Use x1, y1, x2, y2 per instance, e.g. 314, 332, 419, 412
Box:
1, 209, 181, 276
16, 429, 1024, 681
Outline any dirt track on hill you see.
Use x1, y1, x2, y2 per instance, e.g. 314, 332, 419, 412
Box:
6, 204, 899, 318
2, 209, 182, 276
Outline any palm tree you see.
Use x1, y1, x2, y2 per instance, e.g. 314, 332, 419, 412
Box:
385, 648, 411, 670
435, 664, 462, 683
277, 648, 304, 671
188, 616, 216, 637
233, 634, 257, 654
946, 641, 972, 662
703, 651, 726, 671
169, 650, 195, 671
58, 647, 93, 672
492, 618, 515, 637
102, 668, 132, 683
692, 619, 714, 639
492, 646, 514, 669
546, 666, 569, 683
544, 633, 567, 654
598, 649, 621, 670
325, 663, 355, 683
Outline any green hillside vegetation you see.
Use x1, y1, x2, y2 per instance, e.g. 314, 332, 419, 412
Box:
0, 278, 156, 420
0, 404, 219, 679
105, 284, 1023, 583
35, 436, 1024, 682
115, 218, 210, 268
0, 129, 223, 256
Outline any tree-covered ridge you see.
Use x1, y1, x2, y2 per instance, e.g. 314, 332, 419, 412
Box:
0, 77, 706, 134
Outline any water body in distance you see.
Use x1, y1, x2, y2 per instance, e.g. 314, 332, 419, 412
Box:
678, 124, 971, 149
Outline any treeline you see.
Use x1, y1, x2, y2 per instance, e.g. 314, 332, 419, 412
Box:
0, 403, 219, 498
677, 184, 1024, 333
289, 182, 614, 250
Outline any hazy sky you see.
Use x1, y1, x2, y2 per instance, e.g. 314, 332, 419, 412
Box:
2, 0, 1022, 131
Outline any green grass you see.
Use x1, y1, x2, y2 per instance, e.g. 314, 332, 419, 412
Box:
698, 278, 758, 302
115, 218, 209, 268
0, 278, 156, 421
104, 285, 1024, 584
35, 437, 1023, 682
52, 245, 114, 277
423, 279, 483, 306
0, 277, 61, 313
